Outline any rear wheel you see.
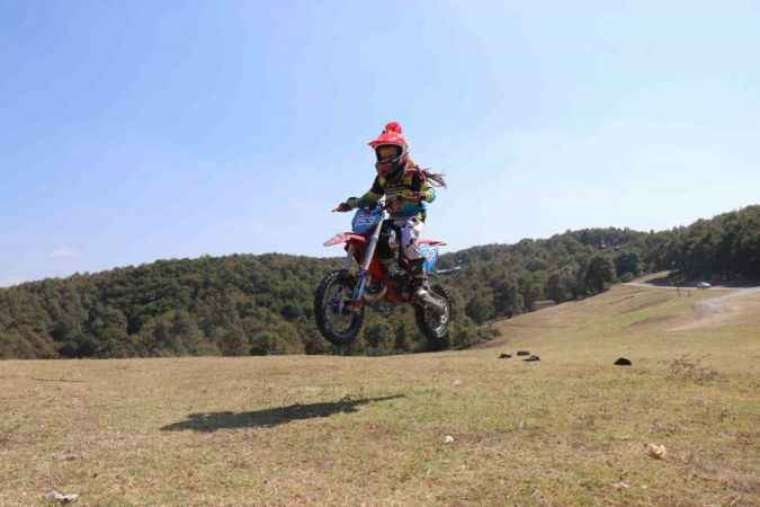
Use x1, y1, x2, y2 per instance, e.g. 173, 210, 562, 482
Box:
314, 270, 365, 346
415, 284, 452, 351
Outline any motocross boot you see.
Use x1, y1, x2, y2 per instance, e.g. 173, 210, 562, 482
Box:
409, 258, 447, 315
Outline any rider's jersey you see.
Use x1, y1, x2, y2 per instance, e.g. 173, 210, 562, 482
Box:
348, 164, 436, 221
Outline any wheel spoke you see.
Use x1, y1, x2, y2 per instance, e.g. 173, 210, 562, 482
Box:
324, 283, 356, 335
315, 270, 365, 346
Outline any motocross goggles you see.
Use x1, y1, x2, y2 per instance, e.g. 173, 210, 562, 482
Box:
375, 144, 402, 162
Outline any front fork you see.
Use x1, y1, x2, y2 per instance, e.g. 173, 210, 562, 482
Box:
350, 215, 385, 306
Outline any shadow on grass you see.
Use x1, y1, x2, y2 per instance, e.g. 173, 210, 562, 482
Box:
160, 394, 405, 432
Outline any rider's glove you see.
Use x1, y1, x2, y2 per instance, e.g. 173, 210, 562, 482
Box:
333, 202, 353, 212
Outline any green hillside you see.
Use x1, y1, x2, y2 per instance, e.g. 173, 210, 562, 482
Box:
1, 205, 759, 359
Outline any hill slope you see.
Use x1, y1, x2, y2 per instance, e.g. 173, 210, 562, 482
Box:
1, 203, 759, 359
2, 283, 759, 505
0, 226, 649, 359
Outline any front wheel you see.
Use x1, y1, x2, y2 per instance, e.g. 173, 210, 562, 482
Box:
415, 284, 453, 351
314, 270, 365, 346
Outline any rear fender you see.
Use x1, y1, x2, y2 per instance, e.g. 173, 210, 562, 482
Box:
418, 239, 447, 247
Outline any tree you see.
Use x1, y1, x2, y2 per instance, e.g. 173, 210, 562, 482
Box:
393, 322, 408, 351
170, 310, 203, 355
518, 272, 544, 311
364, 323, 393, 351
250, 331, 280, 356
585, 255, 616, 294
614, 252, 641, 278
219, 327, 248, 356
546, 267, 576, 303
465, 294, 494, 324
492, 278, 520, 316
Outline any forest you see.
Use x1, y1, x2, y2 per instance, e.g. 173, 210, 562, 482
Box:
1, 205, 758, 359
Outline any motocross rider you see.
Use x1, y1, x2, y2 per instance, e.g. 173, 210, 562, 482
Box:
334, 121, 446, 307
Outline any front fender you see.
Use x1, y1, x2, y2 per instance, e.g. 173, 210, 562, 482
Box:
323, 232, 367, 247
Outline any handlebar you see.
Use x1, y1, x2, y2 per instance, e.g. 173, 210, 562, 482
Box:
332, 200, 390, 213
333, 195, 424, 213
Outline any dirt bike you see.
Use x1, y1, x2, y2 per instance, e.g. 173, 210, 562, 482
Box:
314, 202, 454, 349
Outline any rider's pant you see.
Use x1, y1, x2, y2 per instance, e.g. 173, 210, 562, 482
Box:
394, 215, 424, 261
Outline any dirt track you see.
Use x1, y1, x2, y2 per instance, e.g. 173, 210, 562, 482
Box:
625, 282, 760, 330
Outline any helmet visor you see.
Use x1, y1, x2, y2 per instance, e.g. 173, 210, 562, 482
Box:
376, 145, 402, 162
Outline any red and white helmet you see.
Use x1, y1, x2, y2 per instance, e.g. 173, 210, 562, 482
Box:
368, 121, 409, 177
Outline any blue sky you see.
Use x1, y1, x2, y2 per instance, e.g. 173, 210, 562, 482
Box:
1, 1, 759, 286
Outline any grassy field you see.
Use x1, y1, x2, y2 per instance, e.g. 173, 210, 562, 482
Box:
2, 283, 760, 506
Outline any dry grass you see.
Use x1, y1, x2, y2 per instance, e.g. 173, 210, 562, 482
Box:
2, 284, 760, 505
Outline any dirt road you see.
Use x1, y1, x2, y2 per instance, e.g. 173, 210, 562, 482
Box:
625, 281, 760, 330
